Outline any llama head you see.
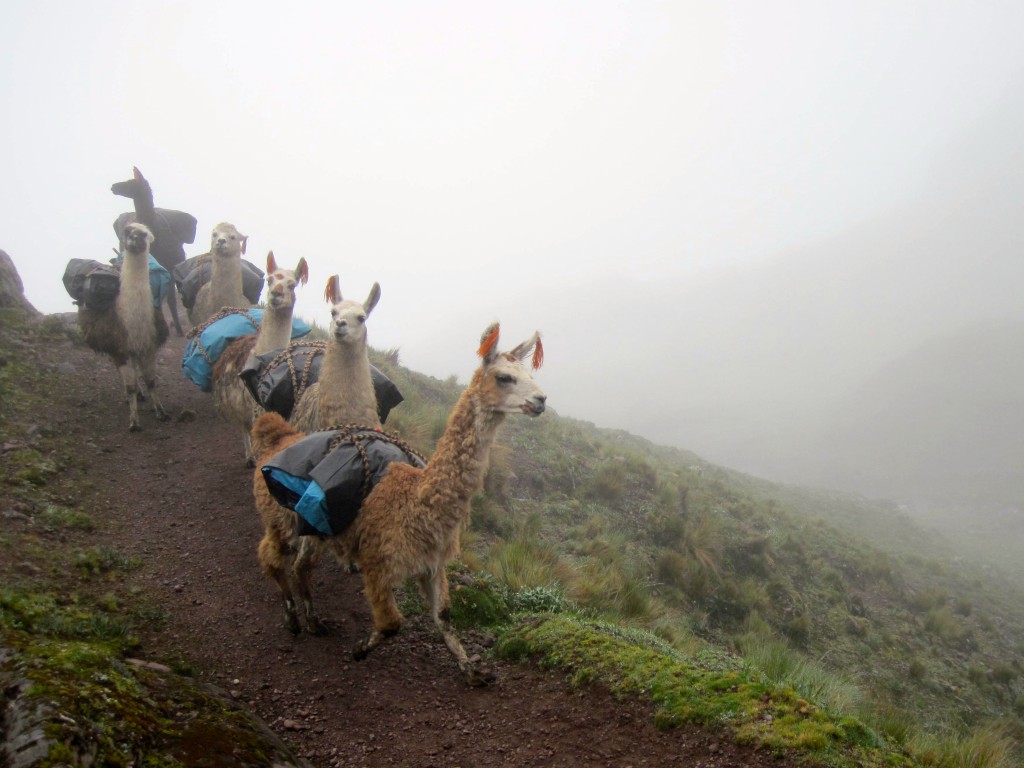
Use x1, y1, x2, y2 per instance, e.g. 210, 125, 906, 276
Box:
110, 166, 153, 200
210, 222, 247, 258
323, 276, 380, 346
264, 251, 309, 311
123, 222, 155, 256
474, 323, 547, 417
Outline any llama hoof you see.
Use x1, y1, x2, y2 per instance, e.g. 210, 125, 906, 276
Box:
155, 411, 170, 422
352, 641, 370, 661
461, 657, 497, 687
285, 614, 302, 636
245, 457, 257, 469
308, 617, 330, 636
128, 422, 142, 433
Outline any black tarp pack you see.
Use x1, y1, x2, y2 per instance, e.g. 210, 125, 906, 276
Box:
260, 427, 425, 536
62, 259, 122, 311
239, 342, 404, 423
171, 254, 266, 310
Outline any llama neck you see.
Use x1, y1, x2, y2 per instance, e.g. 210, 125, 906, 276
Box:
208, 256, 245, 307
116, 251, 155, 343
317, 342, 380, 428
132, 186, 157, 227
418, 387, 505, 517
253, 304, 294, 356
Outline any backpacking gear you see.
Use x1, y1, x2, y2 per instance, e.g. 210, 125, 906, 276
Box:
62, 259, 121, 311
182, 308, 312, 391
261, 426, 426, 536
172, 254, 266, 310
239, 341, 404, 424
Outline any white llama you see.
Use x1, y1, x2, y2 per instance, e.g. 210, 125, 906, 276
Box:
289, 276, 381, 432
78, 222, 170, 431
211, 251, 308, 465
188, 222, 251, 325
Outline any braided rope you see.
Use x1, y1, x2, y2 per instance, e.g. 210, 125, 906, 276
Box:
255, 341, 328, 405
185, 307, 261, 365
326, 424, 427, 501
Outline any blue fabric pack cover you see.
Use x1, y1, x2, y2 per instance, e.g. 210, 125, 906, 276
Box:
182, 309, 312, 391
261, 428, 425, 537
108, 251, 172, 307
147, 255, 171, 307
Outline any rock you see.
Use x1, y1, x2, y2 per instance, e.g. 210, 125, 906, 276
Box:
0, 251, 40, 316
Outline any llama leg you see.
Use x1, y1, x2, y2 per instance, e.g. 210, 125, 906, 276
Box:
257, 533, 303, 635
242, 430, 255, 468
166, 284, 184, 336
293, 537, 329, 635
352, 567, 403, 660
420, 572, 495, 686
138, 358, 169, 421
119, 363, 142, 432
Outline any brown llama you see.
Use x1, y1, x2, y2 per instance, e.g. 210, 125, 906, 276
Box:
252, 322, 546, 685
188, 222, 251, 325
79, 222, 170, 431
211, 252, 308, 466
288, 276, 382, 432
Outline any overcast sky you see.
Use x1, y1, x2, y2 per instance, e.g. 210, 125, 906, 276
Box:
3, 2, 1023, 489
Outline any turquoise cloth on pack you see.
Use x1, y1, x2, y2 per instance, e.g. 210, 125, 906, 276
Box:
111, 251, 172, 307
182, 309, 311, 391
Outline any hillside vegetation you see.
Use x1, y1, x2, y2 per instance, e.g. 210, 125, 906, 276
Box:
371, 340, 1024, 765
1, 301, 1022, 767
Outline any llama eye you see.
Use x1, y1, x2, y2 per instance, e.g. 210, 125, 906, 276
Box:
357, 315, 366, 324
496, 374, 515, 385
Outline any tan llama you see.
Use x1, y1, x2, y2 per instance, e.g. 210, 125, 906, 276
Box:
289, 276, 381, 432
78, 222, 170, 431
211, 252, 308, 465
188, 222, 251, 325
251, 322, 546, 686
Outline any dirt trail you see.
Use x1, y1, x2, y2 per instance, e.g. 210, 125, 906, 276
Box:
48, 328, 790, 768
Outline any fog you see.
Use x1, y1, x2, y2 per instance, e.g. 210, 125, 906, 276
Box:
3, 2, 1023, 513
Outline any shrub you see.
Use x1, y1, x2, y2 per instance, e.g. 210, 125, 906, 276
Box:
586, 461, 628, 505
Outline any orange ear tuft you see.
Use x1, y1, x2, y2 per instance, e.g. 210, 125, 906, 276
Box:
477, 324, 500, 359
324, 275, 340, 304
531, 337, 544, 370
296, 258, 309, 285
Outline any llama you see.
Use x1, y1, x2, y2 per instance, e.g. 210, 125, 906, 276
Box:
79, 222, 171, 431
288, 276, 382, 432
187, 223, 251, 325
111, 167, 198, 336
211, 252, 308, 466
252, 322, 546, 685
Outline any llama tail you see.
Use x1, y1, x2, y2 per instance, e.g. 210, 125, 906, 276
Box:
251, 412, 300, 460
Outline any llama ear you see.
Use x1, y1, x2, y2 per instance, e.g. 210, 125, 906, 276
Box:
477, 323, 500, 362
133, 166, 143, 181
325, 275, 342, 304
364, 282, 381, 315
266, 251, 277, 273
509, 332, 543, 368
240, 235, 248, 255
295, 258, 309, 285
532, 337, 544, 370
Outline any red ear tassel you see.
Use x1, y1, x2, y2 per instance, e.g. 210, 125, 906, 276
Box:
477, 324, 500, 358
324, 275, 339, 304
532, 337, 544, 370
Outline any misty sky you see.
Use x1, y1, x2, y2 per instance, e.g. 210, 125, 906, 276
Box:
3, 2, 1023, 494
